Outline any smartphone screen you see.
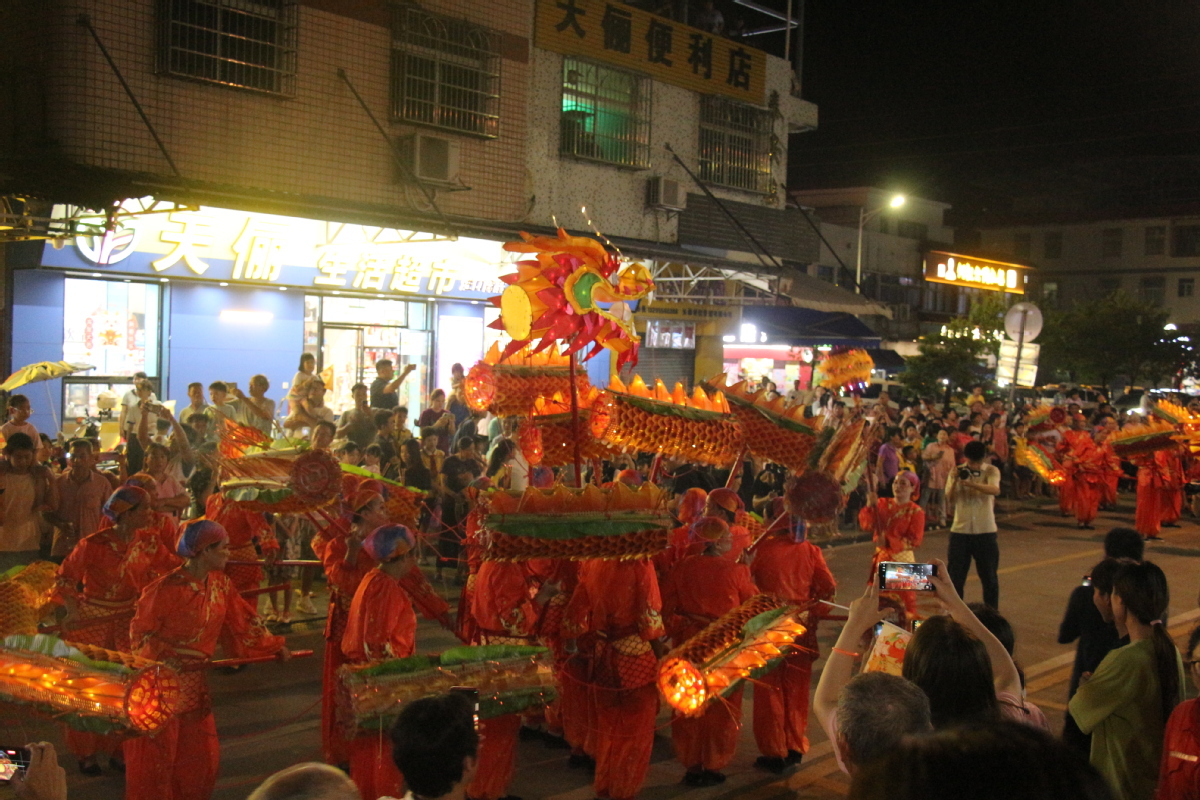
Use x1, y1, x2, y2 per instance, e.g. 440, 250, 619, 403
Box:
0, 748, 29, 783
450, 686, 480, 731
878, 561, 937, 592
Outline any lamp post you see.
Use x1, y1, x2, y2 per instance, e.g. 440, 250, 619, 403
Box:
853, 193, 905, 294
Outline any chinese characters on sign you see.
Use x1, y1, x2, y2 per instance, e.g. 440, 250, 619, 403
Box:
66, 201, 510, 299
536, 0, 766, 104
923, 251, 1027, 295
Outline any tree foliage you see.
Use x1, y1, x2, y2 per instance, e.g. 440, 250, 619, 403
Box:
898, 294, 1008, 397
1037, 292, 1190, 388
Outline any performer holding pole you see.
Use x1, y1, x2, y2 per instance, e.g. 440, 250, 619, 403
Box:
53, 486, 179, 775
750, 507, 837, 774
661, 516, 758, 787
125, 519, 290, 800
858, 471, 925, 620
341, 524, 420, 800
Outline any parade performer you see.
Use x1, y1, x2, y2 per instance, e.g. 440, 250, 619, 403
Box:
1135, 450, 1171, 541
205, 489, 278, 594
120, 473, 181, 562
1162, 449, 1185, 527
1057, 421, 1091, 518
53, 486, 178, 775
653, 487, 707, 581
467, 558, 561, 800
749, 512, 837, 774
660, 517, 758, 787
1063, 433, 1106, 530
317, 480, 385, 765
562, 557, 665, 800
705, 487, 751, 561
858, 471, 925, 619
1098, 429, 1122, 511
341, 524, 419, 800
126, 519, 288, 800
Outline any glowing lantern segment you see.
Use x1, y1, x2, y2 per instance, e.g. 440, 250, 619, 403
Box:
518, 388, 618, 467
1108, 420, 1182, 460
705, 374, 817, 472
590, 376, 742, 467
813, 349, 874, 392
1012, 438, 1066, 486
1153, 400, 1200, 454
495, 229, 655, 371
0, 634, 180, 734
465, 344, 591, 418
658, 595, 807, 717
338, 645, 556, 736
0, 562, 58, 638
221, 448, 343, 514
476, 483, 673, 562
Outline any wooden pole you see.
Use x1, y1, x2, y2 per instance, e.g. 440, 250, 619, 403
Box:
568, 353, 583, 487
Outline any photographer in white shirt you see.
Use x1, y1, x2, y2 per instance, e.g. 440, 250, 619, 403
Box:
945, 439, 1002, 609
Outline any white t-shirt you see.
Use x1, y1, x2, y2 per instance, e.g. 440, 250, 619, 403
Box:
946, 463, 1000, 534
240, 396, 276, 435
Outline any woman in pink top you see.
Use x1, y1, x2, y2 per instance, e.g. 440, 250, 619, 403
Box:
921, 428, 956, 528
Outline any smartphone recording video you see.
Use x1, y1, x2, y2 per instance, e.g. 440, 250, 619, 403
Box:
0, 747, 30, 784
878, 561, 937, 592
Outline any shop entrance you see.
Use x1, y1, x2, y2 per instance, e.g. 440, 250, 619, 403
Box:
309, 296, 431, 417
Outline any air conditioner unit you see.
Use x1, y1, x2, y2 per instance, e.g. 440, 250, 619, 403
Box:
647, 176, 686, 211
396, 134, 461, 184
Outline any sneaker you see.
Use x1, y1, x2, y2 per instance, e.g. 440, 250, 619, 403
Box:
296, 591, 318, 616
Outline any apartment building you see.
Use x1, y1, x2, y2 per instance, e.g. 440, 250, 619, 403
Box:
0, 0, 824, 431
977, 215, 1200, 324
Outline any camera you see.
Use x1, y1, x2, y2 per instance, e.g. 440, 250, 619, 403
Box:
957, 465, 973, 481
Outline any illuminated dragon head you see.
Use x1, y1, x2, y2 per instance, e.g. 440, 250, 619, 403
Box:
494, 229, 654, 370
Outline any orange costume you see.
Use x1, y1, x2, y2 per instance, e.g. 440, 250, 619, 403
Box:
563, 559, 665, 800
1163, 451, 1185, 525
468, 560, 546, 800
858, 498, 925, 618
341, 567, 416, 800
1100, 439, 1121, 508
126, 567, 284, 800
205, 493, 277, 592
54, 526, 179, 762
661, 554, 758, 774
750, 535, 837, 762
316, 523, 375, 765
1135, 451, 1172, 538
1057, 429, 1091, 517
1063, 435, 1106, 526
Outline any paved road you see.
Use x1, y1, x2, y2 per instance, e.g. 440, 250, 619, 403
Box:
16, 493, 1200, 800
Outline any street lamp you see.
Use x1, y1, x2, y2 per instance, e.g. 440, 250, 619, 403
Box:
854, 193, 906, 294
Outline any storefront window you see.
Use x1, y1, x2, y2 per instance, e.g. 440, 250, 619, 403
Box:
63, 278, 160, 376
644, 320, 696, 349
306, 295, 432, 416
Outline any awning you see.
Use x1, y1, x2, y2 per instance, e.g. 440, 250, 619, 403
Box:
779, 269, 893, 318
742, 307, 881, 349
866, 348, 907, 372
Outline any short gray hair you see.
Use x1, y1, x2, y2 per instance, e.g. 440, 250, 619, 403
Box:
835, 672, 932, 768
247, 763, 361, 800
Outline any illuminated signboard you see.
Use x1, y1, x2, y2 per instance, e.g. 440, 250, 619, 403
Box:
535, 0, 766, 104
923, 251, 1028, 295
41, 198, 516, 300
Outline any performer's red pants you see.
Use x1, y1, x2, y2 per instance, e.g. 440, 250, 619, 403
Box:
672, 685, 743, 771
125, 707, 219, 800
592, 683, 658, 800
1136, 482, 1163, 538
349, 729, 404, 800
467, 714, 522, 800
753, 651, 815, 758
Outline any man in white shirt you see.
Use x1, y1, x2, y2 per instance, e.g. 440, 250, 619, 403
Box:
178, 382, 211, 427
233, 374, 276, 438
945, 439, 1002, 608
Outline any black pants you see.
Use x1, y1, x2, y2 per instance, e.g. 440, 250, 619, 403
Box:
947, 532, 1000, 609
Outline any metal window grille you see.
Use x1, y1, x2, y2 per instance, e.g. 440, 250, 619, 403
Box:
390, 6, 501, 138
560, 57, 651, 169
158, 0, 297, 96
698, 96, 773, 193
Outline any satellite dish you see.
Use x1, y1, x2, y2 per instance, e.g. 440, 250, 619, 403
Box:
1004, 302, 1043, 342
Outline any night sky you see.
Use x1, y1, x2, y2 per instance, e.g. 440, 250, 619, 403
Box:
769, 1, 1200, 220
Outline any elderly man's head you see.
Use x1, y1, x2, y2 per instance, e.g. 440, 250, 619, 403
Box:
835, 672, 932, 772
247, 763, 360, 800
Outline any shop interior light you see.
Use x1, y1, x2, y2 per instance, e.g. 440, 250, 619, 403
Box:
219, 309, 274, 325
219, 282, 229, 287
723, 335, 736, 343
739, 323, 757, 344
